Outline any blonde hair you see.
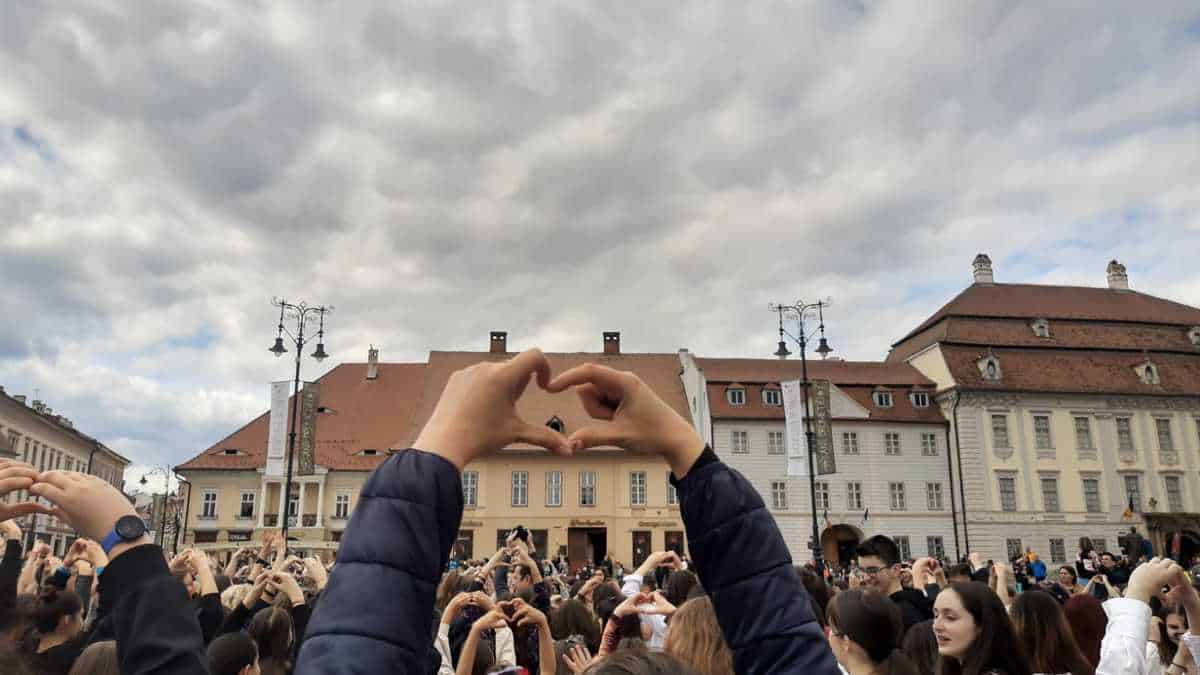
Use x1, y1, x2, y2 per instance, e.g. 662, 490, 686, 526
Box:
221, 584, 250, 612
663, 597, 733, 675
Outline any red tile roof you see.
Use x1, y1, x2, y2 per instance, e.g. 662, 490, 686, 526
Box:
896, 283, 1200, 347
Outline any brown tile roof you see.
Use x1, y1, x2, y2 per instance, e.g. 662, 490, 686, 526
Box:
177, 362, 428, 471
941, 317, 1200, 353
705, 382, 945, 423
695, 358, 935, 387
896, 283, 1200, 347
939, 344, 1200, 396
392, 351, 691, 450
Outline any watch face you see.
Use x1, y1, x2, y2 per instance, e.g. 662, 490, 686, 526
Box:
115, 515, 147, 540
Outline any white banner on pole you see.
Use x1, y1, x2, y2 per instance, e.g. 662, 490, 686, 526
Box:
782, 379, 808, 477
266, 381, 289, 476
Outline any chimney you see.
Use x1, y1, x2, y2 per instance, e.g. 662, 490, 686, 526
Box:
366, 346, 379, 380
13, 395, 25, 405
31, 400, 45, 413
1107, 259, 1129, 290
603, 331, 621, 355
490, 331, 508, 354
972, 253, 994, 284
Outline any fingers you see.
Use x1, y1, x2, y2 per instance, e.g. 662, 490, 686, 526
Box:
36, 471, 84, 489
1, 502, 54, 518
28, 482, 69, 506
546, 363, 632, 395
513, 421, 570, 456
568, 423, 626, 452
501, 348, 553, 392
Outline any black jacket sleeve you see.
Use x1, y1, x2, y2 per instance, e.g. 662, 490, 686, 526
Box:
673, 448, 839, 675
101, 543, 209, 675
218, 602, 255, 637
296, 449, 463, 675
196, 592, 224, 645
0, 539, 22, 630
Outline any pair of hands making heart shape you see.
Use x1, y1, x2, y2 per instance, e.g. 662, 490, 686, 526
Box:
412, 348, 706, 477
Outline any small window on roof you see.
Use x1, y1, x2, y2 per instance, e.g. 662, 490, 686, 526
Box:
762, 388, 782, 406
1030, 319, 1050, 338
1188, 326, 1200, 346
911, 392, 930, 408
546, 416, 565, 433
361, 449, 379, 456
222, 448, 240, 456
726, 387, 746, 406
873, 391, 894, 408
1136, 361, 1160, 385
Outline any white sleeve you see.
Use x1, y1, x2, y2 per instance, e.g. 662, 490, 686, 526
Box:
1097, 598, 1151, 675
435, 622, 455, 675
621, 573, 643, 598
495, 626, 517, 666
1145, 642, 1164, 675
1183, 633, 1200, 667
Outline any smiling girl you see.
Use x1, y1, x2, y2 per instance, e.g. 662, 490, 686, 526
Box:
932, 582, 1032, 675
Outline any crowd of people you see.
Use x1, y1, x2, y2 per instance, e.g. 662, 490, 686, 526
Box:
0, 349, 1198, 674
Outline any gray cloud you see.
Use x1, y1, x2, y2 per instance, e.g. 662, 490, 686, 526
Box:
0, 1, 1198, 477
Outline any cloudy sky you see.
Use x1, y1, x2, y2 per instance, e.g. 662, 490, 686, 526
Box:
2, 2, 1198, 489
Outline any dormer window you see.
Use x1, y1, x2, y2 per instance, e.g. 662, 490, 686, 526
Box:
873, 391, 894, 408
911, 392, 930, 408
726, 386, 746, 406
762, 388, 782, 407
222, 448, 240, 456
1030, 319, 1050, 338
361, 449, 380, 456
1189, 326, 1200, 346
1136, 361, 1160, 385
977, 353, 1003, 381
546, 416, 565, 433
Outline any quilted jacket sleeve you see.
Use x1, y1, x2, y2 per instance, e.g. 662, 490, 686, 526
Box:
674, 450, 839, 675
296, 449, 463, 675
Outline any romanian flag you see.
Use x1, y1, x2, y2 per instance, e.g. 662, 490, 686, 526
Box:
1122, 493, 1135, 521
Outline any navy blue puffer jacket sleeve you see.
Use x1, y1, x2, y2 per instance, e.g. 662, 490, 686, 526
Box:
296, 449, 463, 675
674, 450, 839, 675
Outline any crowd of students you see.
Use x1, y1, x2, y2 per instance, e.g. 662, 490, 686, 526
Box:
0, 349, 1198, 674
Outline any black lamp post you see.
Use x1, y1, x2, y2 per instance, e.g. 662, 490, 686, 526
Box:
139, 466, 174, 548
768, 299, 833, 574
268, 298, 332, 552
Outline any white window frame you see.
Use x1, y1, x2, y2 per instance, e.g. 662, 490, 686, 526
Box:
771, 481, 788, 510
910, 392, 930, 408
580, 471, 596, 507
1074, 416, 1094, 450
630, 471, 646, 506
1033, 415, 1053, 449
921, 433, 938, 456
200, 490, 218, 519
546, 471, 563, 507
992, 414, 1011, 448
1082, 477, 1102, 513
926, 482, 944, 511
894, 536, 911, 560
1050, 538, 1066, 564
726, 388, 746, 406
1124, 474, 1142, 511
238, 491, 256, 519
730, 430, 749, 454
842, 432, 859, 455
511, 471, 529, 507
873, 391, 894, 408
815, 482, 830, 511
334, 491, 352, 519
767, 431, 785, 455
889, 482, 906, 511
1116, 417, 1135, 452
884, 432, 902, 456
847, 482, 863, 511
462, 471, 478, 507
927, 536, 945, 559
1165, 475, 1185, 512
666, 473, 677, 506
762, 389, 782, 406
1156, 418, 1175, 451
998, 475, 1018, 512
1040, 477, 1060, 513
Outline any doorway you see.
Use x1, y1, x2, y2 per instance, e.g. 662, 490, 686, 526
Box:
567, 527, 607, 572
821, 524, 864, 571
631, 531, 651, 567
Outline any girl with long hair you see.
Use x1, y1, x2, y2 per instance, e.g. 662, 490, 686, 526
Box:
1010, 591, 1094, 675
662, 597, 733, 675
1062, 594, 1106, 669
24, 587, 86, 674
1164, 608, 1198, 675
826, 589, 918, 675
933, 582, 1033, 675
902, 620, 940, 675
248, 606, 294, 675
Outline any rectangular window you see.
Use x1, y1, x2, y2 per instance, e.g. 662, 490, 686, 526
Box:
767, 431, 785, 455
1165, 476, 1184, 512
1094, 538, 1108, 554
926, 482, 944, 510
727, 388, 745, 406
927, 536, 945, 559
1041, 477, 1060, 512
239, 492, 255, 519
462, 471, 478, 507
1083, 478, 1102, 513
666, 473, 678, 506
815, 482, 830, 511
546, 471, 563, 507
894, 536, 911, 560
842, 432, 859, 455
630, 471, 646, 506
730, 430, 748, 454
889, 482, 906, 511
1116, 417, 1135, 451
921, 433, 938, 456
1006, 539, 1024, 561
991, 415, 1010, 448
580, 471, 596, 507
885, 432, 902, 456
911, 392, 930, 408
847, 482, 863, 511
771, 481, 788, 510
1124, 475, 1142, 512
201, 491, 217, 519
1156, 419, 1175, 451
1050, 538, 1066, 563
511, 471, 528, 507
1074, 417, 1094, 449
334, 492, 350, 519
873, 391, 894, 407
998, 476, 1017, 512
1034, 415, 1053, 449
763, 389, 782, 406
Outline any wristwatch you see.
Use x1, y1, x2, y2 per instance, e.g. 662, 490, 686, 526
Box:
100, 515, 149, 556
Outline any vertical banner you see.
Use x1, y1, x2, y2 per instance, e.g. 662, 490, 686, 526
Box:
298, 381, 319, 476
812, 379, 837, 475
782, 380, 807, 477
266, 382, 289, 476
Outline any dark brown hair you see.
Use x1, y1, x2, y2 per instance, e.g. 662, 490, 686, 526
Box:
1011, 591, 1094, 675
67, 641, 119, 675
549, 599, 601, 653
828, 589, 918, 675
32, 588, 81, 634
248, 606, 293, 675
587, 650, 701, 675
1062, 594, 1105, 668
902, 619, 938, 675
935, 583, 1033, 675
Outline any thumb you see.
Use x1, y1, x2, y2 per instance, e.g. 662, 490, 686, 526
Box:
568, 423, 627, 452
513, 422, 571, 456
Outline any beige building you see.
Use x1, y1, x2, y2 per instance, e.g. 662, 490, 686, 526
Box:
0, 386, 130, 556
178, 333, 690, 569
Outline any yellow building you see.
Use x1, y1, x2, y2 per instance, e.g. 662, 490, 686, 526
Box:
177, 332, 689, 569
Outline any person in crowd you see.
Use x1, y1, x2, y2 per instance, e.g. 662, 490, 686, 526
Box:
947, 563, 974, 586
660, 596, 732, 675
208, 632, 261, 675
1164, 607, 1197, 675
66, 640, 118, 675
932, 581, 1033, 675
1010, 590, 1094, 675
1083, 571, 1121, 602
1027, 551, 1047, 584
23, 587, 87, 673
436, 590, 515, 674
1098, 553, 1130, 587
1062, 594, 1106, 669
826, 589, 918, 675
901, 619, 938, 675
1053, 567, 1086, 601
248, 606, 297, 675
855, 535, 932, 632
294, 351, 838, 673
1076, 539, 1099, 582
548, 599, 600, 654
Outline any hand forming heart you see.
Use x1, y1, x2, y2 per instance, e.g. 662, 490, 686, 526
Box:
0, 460, 55, 522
